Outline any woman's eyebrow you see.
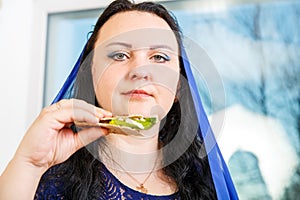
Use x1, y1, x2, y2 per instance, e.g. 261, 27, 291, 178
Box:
149, 45, 175, 51
105, 42, 132, 48
105, 42, 175, 51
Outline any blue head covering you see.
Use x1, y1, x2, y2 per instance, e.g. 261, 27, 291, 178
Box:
51, 43, 238, 199
181, 47, 238, 199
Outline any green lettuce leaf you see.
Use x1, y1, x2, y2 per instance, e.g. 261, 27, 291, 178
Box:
108, 116, 157, 130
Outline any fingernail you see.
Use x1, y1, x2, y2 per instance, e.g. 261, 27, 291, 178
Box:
106, 111, 113, 116
96, 113, 104, 119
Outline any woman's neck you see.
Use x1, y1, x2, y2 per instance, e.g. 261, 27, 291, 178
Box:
100, 132, 162, 173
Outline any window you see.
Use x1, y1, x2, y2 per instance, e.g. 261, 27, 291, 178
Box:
44, 9, 101, 106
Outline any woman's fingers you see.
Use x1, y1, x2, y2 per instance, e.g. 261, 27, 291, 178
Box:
45, 99, 112, 126
95, 107, 113, 117
17, 99, 111, 168
48, 99, 112, 152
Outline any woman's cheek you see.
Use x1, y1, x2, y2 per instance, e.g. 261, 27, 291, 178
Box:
93, 72, 115, 111
156, 88, 177, 117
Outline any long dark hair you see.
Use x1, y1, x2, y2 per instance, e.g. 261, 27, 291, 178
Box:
37, 0, 217, 199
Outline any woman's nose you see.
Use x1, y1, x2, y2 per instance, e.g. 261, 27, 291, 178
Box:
127, 52, 153, 81
128, 66, 152, 81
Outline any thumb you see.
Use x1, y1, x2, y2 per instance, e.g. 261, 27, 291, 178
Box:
75, 127, 108, 151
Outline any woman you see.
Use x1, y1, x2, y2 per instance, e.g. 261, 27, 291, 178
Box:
0, 0, 237, 199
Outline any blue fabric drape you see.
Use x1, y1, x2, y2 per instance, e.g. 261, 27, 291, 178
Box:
51, 45, 85, 104
51, 45, 238, 200
181, 47, 238, 199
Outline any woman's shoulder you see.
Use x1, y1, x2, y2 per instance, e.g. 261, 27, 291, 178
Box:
34, 164, 66, 200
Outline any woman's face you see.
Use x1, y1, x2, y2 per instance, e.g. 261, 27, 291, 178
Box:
92, 11, 180, 118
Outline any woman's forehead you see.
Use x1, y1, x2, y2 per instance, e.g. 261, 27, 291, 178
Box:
95, 11, 179, 52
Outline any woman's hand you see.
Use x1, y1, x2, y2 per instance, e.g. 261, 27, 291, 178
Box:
0, 99, 112, 199
14, 98, 112, 171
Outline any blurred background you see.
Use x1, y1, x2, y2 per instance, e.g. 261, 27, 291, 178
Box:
0, 0, 299, 199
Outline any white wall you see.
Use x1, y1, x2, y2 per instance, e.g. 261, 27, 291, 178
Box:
0, 0, 110, 176
0, 0, 37, 174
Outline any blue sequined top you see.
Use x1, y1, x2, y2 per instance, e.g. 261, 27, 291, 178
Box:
35, 161, 179, 200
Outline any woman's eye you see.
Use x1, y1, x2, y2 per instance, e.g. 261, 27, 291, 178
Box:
108, 52, 129, 61
152, 54, 170, 63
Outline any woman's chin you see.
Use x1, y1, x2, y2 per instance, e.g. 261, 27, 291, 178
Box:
128, 105, 167, 119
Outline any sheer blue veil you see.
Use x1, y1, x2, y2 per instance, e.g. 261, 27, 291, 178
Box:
51, 43, 238, 199
181, 47, 238, 199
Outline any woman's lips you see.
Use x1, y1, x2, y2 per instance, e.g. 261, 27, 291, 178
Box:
122, 90, 153, 99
